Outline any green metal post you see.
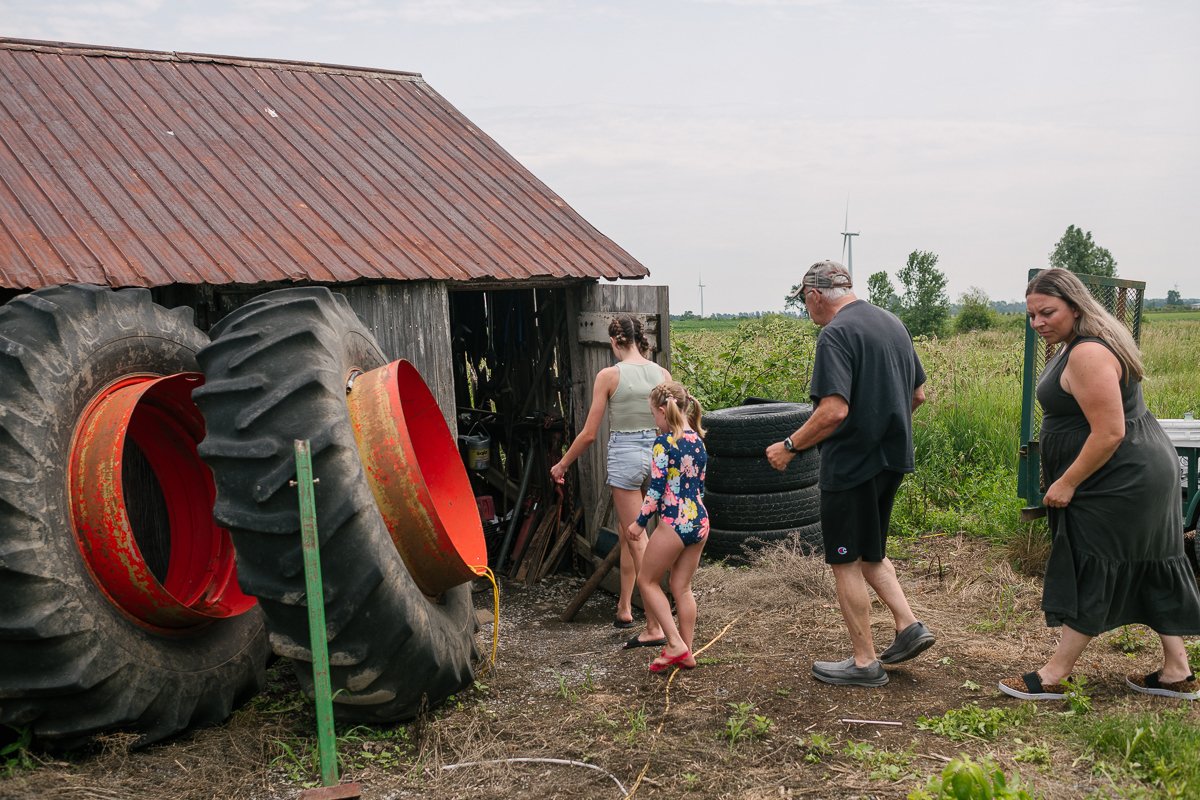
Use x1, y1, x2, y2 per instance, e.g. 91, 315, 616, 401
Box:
294, 439, 339, 788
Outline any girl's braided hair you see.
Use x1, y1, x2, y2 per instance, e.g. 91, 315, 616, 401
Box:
608, 314, 651, 357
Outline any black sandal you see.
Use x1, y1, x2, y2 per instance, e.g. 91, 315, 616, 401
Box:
998, 671, 1069, 700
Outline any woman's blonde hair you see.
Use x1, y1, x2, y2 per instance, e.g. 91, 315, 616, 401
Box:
1026, 268, 1144, 382
649, 381, 705, 439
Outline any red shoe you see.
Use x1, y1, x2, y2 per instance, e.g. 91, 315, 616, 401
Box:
649, 648, 695, 673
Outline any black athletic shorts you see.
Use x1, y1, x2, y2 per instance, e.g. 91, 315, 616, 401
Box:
820, 470, 905, 564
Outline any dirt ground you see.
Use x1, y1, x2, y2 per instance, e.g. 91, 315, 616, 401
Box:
3, 535, 1197, 800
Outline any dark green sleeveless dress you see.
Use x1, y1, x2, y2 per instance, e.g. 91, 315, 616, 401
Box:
1038, 336, 1200, 636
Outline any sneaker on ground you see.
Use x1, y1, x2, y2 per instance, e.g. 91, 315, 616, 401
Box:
878, 621, 936, 665
811, 657, 889, 687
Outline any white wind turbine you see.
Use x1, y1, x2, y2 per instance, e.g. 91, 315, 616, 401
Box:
840, 201, 859, 281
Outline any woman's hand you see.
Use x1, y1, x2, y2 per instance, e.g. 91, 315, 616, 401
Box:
626, 522, 645, 543
1043, 478, 1076, 508
550, 462, 566, 484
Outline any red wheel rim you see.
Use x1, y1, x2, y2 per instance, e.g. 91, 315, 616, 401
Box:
69, 373, 255, 630
347, 359, 486, 595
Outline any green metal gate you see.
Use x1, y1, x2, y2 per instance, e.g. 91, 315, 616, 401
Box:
1017, 269, 1146, 519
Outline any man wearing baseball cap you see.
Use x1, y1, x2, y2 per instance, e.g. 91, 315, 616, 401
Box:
768, 260, 934, 687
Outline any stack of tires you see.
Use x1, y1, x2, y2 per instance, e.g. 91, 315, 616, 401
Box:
703, 402, 822, 559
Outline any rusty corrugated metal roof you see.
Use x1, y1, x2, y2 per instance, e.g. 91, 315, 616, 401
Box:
0, 38, 649, 290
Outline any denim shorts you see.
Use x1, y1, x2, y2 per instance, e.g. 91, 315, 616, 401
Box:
606, 429, 656, 490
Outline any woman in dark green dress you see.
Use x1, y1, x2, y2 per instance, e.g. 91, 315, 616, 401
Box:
999, 268, 1200, 701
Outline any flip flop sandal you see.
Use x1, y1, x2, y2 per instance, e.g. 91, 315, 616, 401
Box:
1126, 671, 1200, 700
649, 648, 695, 673
612, 617, 637, 630
998, 671, 1069, 700
622, 635, 667, 650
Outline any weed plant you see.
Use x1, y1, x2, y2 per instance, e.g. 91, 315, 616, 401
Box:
909, 755, 1038, 800
915, 702, 1034, 741
1064, 709, 1200, 797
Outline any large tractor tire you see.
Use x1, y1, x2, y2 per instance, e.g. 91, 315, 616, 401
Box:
193, 287, 476, 723
704, 485, 821, 532
705, 522, 823, 560
0, 285, 269, 747
703, 402, 815, 457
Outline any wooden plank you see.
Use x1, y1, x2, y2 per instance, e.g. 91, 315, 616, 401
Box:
515, 502, 560, 584
537, 507, 585, 582
577, 311, 659, 349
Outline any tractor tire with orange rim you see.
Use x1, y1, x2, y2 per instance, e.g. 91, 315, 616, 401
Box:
193, 287, 479, 723
0, 284, 269, 747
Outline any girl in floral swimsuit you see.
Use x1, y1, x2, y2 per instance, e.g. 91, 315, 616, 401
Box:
627, 381, 709, 673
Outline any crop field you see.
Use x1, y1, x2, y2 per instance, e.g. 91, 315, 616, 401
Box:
3, 313, 1199, 800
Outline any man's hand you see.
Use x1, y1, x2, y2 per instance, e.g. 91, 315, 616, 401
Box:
765, 441, 796, 471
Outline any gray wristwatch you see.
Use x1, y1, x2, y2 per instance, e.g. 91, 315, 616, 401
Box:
782, 436, 796, 453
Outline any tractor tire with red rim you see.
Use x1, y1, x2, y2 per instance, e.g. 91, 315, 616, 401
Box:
192, 287, 476, 723
0, 285, 269, 747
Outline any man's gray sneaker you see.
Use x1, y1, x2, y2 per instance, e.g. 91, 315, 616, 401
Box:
811, 657, 889, 687
878, 621, 935, 665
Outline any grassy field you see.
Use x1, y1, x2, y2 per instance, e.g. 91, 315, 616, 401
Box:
674, 312, 1200, 551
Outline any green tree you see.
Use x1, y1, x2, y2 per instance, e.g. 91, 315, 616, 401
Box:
1166, 288, 1181, 307
867, 271, 900, 314
954, 286, 997, 334
1049, 225, 1117, 277
897, 250, 949, 338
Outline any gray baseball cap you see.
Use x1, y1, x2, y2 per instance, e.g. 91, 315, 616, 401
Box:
787, 260, 853, 300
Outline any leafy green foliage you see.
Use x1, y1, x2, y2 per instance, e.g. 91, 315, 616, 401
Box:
868, 270, 900, 314
954, 287, 998, 334
672, 314, 817, 410
1062, 675, 1092, 716
1, 725, 34, 777
842, 740, 916, 781
796, 732, 834, 763
1048, 224, 1117, 277
915, 702, 1033, 741
897, 249, 950, 339
909, 755, 1038, 800
721, 702, 772, 748
1066, 709, 1200, 797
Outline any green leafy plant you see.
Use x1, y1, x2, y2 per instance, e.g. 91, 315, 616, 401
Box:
908, 755, 1037, 799
916, 703, 1032, 741
1184, 638, 1200, 669
1012, 740, 1050, 766
554, 672, 578, 702
721, 702, 772, 748
1109, 625, 1148, 655
796, 732, 834, 763
1, 725, 34, 777
843, 740, 916, 782
1062, 675, 1092, 716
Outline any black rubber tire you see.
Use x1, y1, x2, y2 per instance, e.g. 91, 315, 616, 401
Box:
703, 402, 815, 457
704, 485, 821, 532
706, 451, 819, 493
704, 522, 823, 560
0, 285, 269, 747
193, 287, 476, 724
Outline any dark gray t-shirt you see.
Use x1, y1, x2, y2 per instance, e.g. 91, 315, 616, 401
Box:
809, 300, 926, 491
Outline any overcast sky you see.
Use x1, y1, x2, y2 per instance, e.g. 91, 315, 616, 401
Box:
4, 0, 1198, 313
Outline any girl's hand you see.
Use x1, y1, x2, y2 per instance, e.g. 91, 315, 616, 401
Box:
1043, 479, 1076, 508
550, 462, 566, 484
626, 522, 645, 542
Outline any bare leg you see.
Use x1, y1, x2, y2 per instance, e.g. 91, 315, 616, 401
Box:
1038, 625, 1092, 685
861, 558, 918, 632
638, 530, 688, 659
829, 561, 877, 666
668, 541, 705, 652
612, 487, 663, 638
1158, 634, 1193, 683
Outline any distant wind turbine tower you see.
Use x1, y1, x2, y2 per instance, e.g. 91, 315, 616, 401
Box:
840, 201, 859, 281
698, 269, 706, 318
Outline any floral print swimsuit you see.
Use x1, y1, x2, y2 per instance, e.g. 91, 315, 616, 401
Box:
636, 429, 709, 545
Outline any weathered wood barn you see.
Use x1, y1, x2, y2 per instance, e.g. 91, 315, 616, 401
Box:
0, 37, 670, 568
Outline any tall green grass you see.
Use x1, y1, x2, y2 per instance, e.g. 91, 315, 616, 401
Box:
675, 315, 1200, 549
